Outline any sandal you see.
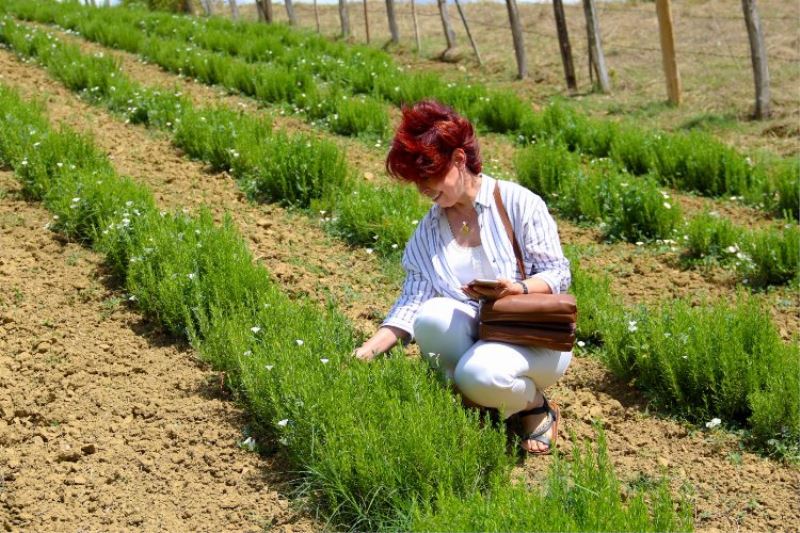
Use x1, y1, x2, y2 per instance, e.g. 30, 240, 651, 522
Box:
517, 396, 560, 455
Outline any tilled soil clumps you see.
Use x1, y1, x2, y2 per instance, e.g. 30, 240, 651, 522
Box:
0, 172, 315, 531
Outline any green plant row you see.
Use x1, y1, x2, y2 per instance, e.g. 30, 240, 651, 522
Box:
0, 16, 436, 254
0, 17, 347, 208
3, 16, 796, 453
6, 0, 795, 220
685, 212, 799, 288
518, 103, 799, 220
517, 139, 800, 288
2, 0, 392, 139
568, 252, 800, 456
0, 81, 691, 531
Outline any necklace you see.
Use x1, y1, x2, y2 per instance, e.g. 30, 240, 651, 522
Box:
460, 221, 470, 235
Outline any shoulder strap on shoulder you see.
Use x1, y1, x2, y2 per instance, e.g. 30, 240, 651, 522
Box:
493, 183, 526, 279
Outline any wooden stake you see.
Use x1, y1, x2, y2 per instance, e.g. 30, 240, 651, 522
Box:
314, 0, 321, 33
655, 0, 681, 105
285, 0, 297, 25
552, 0, 576, 91
411, 0, 421, 53
505, 0, 527, 79
454, 0, 482, 66
386, 0, 400, 45
582, 0, 610, 93
339, 0, 351, 39
363, 0, 371, 43
741, 0, 771, 118
437, 0, 457, 60
264, 0, 274, 23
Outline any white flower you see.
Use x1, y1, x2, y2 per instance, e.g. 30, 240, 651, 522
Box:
277, 419, 289, 427
663, 202, 672, 209
125, 200, 134, 208
128, 295, 137, 302
187, 272, 196, 280
295, 339, 304, 346
240, 436, 256, 451
705, 418, 721, 429
411, 220, 418, 225
365, 248, 374, 255
251, 326, 261, 334
320, 358, 330, 364
243, 350, 252, 357
71, 197, 81, 203
264, 364, 274, 371
628, 321, 638, 333
391, 244, 399, 249
726, 245, 739, 254
577, 341, 586, 348
635, 241, 644, 246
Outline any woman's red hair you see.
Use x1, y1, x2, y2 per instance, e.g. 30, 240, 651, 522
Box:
385, 100, 481, 184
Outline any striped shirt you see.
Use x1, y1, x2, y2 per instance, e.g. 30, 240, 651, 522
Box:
382, 174, 571, 338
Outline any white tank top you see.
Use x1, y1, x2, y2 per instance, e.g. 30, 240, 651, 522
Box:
438, 213, 496, 286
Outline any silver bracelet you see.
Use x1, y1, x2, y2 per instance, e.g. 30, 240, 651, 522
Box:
516, 280, 529, 294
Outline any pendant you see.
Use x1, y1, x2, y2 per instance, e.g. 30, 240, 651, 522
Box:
460, 221, 470, 235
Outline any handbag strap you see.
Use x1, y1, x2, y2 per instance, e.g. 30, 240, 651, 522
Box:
493, 183, 526, 280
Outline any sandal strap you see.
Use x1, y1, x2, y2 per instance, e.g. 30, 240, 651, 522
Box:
522, 412, 555, 442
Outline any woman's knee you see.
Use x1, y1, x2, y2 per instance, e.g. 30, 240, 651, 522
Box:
453, 358, 514, 401
413, 297, 474, 341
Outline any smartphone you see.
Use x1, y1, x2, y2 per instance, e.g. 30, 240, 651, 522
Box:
468, 278, 500, 288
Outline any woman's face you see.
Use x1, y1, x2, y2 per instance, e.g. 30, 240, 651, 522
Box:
415, 164, 462, 207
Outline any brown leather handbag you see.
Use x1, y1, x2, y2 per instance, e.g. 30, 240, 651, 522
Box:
477, 185, 578, 352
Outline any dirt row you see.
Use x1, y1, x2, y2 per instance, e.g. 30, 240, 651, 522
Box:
0, 171, 317, 531
0, 40, 798, 531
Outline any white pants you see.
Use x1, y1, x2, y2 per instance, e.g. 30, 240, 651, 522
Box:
414, 297, 572, 419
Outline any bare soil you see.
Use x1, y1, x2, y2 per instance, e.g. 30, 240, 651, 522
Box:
0, 172, 317, 532
0, 30, 798, 532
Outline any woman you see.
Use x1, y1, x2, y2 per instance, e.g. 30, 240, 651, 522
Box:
354, 100, 572, 455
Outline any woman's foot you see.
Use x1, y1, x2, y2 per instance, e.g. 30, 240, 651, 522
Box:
518, 393, 559, 454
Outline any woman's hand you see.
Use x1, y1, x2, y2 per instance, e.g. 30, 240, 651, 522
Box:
352, 326, 409, 361
462, 278, 525, 301
353, 344, 379, 361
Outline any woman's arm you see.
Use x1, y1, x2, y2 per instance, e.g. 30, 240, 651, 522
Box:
354, 326, 410, 361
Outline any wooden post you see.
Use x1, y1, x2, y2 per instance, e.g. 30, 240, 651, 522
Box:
437, 0, 457, 60
386, 0, 400, 45
201, 0, 213, 17
655, 0, 681, 105
314, 0, 321, 32
505, 0, 527, 79
582, 0, 610, 93
264, 0, 274, 23
363, 0, 371, 43
339, 0, 351, 39
229, 0, 240, 21
552, 0, 576, 91
741, 0, 770, 118
411, 0, 421, 53
285, 0, 297, 25
454, 0, 482, 66
255, 0, 265, 21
